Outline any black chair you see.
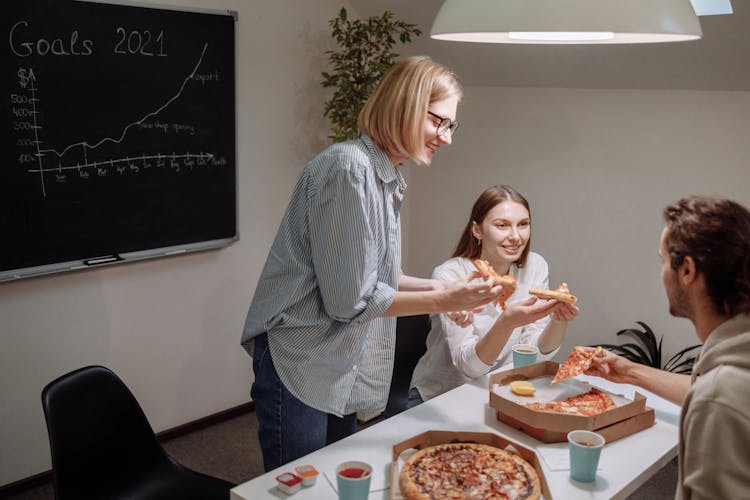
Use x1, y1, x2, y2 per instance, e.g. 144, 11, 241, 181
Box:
41, 365, 234, 500
384, 314, 431, 418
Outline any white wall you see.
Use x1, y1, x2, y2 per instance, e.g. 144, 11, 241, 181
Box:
0, 0, 348, 486
403, 86, 750, 359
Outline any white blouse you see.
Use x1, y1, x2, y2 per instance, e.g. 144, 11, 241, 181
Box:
409, 252, 559, 402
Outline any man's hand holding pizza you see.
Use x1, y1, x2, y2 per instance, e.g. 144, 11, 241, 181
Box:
584, 347, 693, 406
584, 348, 638, 385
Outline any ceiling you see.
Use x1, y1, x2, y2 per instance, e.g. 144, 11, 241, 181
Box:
347, 0, 750, 90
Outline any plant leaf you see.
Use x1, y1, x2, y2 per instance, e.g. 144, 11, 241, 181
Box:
600, 321, 699, 374
637, 321, 660, 356
669, 358, 696, 372
613, 339, 650, 360
619, 343, 658, 365
594, 344, 632, 357
321, 8, 421, 141
616, 323, 660, 366
664, 344, 701, 372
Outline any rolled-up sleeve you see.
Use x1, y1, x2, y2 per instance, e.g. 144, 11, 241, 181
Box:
443, 314, 494, 378
309, 160, 395, 323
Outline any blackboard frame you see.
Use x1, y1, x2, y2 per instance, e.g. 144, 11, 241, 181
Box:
1, 0, 238, 283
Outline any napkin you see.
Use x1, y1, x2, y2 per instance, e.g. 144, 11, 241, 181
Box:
535, 443, 570, 471
536, 443, 603, 472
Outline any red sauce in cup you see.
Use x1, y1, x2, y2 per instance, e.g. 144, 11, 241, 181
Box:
339, 467, 367, 478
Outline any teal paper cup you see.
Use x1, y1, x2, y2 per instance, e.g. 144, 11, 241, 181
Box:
568, 430, 605, 482
335, 461, 372, 500
512, 343, 539, 368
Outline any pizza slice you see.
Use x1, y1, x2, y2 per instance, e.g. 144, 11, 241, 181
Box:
552, 346, 602, 383
472, 259, 517, 310
523, 387, 615, 416
528, 282, 577, 304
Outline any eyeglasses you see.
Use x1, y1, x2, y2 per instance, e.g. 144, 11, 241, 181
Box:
427, 111, 460, 137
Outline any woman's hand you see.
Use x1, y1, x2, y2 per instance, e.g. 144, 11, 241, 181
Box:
498, 296, 558, 330
447, 310, 475, 327
439, 279, 478, 327
438, 272, 506, 312
550, 301, 579, 322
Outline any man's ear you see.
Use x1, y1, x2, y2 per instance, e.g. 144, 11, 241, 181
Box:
680, 256, 697, 285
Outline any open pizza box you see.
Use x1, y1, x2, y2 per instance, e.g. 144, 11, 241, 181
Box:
390, 429, 553, 500
489, 361, 655, 443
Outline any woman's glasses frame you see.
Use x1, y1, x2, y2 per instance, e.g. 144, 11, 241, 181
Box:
427, 111, 460, 137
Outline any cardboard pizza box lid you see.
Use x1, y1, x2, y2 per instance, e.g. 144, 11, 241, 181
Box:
497, 406, 656, 443
489, 362, 649, 436
390, 429, 552, 500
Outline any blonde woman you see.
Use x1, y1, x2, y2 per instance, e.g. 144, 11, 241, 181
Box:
242, 57, 505, 470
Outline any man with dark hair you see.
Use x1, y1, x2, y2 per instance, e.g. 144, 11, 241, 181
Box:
587, 195, 750, 499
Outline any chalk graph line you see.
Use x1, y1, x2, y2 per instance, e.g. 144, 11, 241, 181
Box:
38, 42, 209, 158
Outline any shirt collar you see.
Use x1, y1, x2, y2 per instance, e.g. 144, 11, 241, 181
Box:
360, 135, 407, 190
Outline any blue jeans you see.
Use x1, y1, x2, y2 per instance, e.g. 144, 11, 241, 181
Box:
251, 333, 357, 471
405, 387, 424, 409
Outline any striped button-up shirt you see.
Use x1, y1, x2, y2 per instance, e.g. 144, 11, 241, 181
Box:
242, 135, 405, 416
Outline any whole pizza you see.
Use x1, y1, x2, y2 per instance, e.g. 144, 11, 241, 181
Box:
399, 442, 541, 499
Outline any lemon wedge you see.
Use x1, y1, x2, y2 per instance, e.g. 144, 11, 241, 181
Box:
510, 380, 536, 396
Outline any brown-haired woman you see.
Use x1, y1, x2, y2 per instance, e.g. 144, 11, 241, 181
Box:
408, 185, 579, 406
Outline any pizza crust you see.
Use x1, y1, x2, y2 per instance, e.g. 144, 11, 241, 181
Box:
528, 287, 577, 304
399, 442, 541, 500
473, 259, 517, 289
473, 258, 494, 279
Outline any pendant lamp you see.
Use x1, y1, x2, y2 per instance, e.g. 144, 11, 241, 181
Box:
430, 0, 703, 44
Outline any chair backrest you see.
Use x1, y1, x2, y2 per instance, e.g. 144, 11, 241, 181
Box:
41, 365, 168, 499
384, 314, 430, 417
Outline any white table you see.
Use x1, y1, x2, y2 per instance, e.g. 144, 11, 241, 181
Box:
231, 371, 681, 500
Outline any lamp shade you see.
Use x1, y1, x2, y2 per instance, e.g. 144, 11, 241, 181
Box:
430, 0, 703, 44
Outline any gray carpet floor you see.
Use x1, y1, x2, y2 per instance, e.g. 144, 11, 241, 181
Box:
3, 410, 677, 499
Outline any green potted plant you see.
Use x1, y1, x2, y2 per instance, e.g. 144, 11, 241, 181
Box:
321, 7, 421, 142
594, 321, 701, 374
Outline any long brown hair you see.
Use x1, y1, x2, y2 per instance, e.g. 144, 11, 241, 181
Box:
664, 195, 750, 315
452, 185, 532, 268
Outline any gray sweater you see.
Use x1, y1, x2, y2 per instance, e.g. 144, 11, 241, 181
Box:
677, 313, 750, 499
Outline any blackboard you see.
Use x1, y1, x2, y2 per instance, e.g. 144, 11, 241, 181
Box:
1, 0, 237, 282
